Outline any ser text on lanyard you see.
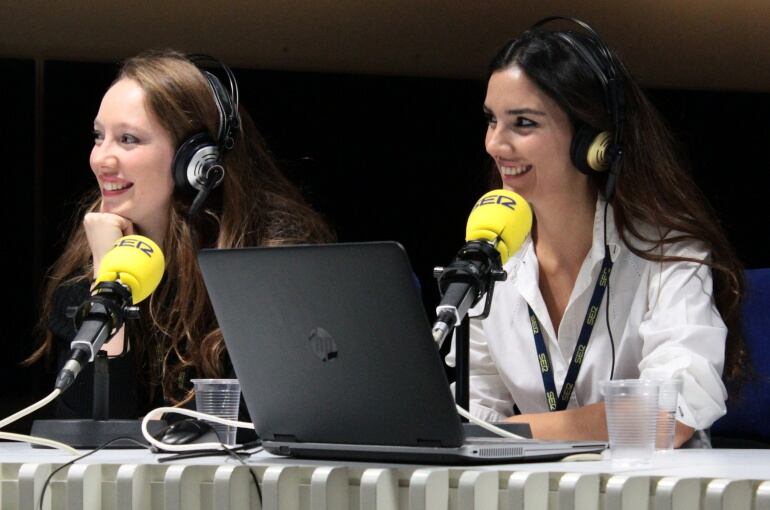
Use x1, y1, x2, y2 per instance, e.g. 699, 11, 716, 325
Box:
528, 247, 613, 412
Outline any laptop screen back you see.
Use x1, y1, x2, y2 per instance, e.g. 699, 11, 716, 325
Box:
198, 242, 465, 447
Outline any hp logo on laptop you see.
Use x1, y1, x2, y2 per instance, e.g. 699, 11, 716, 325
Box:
308, 327, 338, 362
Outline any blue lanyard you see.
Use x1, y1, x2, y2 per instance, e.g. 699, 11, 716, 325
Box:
527, 247, 613, 412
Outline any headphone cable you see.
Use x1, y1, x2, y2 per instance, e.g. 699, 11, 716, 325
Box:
187, 165, 224, 217
603, 201, 616, 379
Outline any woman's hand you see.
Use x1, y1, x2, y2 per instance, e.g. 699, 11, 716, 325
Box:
83, 212, 134, 278
83, 212, 135, 356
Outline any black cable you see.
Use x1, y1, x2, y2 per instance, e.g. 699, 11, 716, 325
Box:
37, 432, 263, 509
221, 444, 263, 503
155, 441, 262, 462
603, 201, 616, 379
210, 426, 263, 504
156, 449, 239, 461
606, 269, 616, 379
156, 428, 263, 505
38, 436, 148, 510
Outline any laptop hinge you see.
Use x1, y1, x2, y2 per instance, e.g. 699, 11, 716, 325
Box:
416, 438, 444, 447
272, 434, 298, 442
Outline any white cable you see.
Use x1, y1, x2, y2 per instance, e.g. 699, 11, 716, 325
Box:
0, 431, 79, 455
0, 389, 62, 430
141, 406, 254, 453
0, 388, 79, 455
455, 405, 527, 439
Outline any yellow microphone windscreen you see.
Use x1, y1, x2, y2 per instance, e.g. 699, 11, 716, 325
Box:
466, 189, 532, 264
94, 235, 165, 304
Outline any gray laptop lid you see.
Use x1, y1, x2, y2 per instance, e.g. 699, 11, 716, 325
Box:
198, 242, 466, 448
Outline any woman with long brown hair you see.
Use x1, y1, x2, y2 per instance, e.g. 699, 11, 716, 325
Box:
28, 50, 332, 417
448, 18, 745, 446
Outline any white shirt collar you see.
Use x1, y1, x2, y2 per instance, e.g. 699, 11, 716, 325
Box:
506, 196, 622, 275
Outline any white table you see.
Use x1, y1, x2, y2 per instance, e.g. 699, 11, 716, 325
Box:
0, 442, 769, 509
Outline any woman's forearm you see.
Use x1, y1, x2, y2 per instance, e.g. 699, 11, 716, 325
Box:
505, 402, 695, 446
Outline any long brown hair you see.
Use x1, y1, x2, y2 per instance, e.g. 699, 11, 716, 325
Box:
489, 27, 747, 385
28, 50, 333, 403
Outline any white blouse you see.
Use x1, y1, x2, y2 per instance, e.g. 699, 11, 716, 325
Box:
446, 199, 728, 430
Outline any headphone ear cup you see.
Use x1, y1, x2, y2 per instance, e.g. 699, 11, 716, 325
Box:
173, 132, 221, 192
571, 124, 611, 174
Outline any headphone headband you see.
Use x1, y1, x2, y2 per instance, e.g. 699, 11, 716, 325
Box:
529, 16, 626, 199
532, 17, 616, 75
186, 53, 241, 151
530, 17, 624, 139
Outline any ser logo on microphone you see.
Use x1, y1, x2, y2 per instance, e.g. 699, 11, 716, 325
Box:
473, 194, 518, 210
115, 237, 155, 257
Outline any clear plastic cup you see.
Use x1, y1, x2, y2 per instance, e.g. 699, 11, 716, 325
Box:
653, 378, 683, 451
601, 379, 660, 465
191, 378, 241, 445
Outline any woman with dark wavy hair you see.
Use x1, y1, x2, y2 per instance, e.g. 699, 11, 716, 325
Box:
28, 50, 332, 417
447, 19, 745, 446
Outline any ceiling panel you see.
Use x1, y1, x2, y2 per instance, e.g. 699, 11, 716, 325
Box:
2, 0, 769, 91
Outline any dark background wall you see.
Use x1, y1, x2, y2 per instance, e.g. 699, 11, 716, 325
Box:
2, 57, 770, 432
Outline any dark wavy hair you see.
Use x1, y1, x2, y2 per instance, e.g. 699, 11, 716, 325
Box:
28, 50, 334, 404
488, 27, 746, 386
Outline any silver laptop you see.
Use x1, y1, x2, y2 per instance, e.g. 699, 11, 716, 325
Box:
198, 242, 606, 464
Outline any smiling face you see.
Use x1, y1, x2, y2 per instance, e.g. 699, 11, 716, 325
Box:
90, 78, 176, 237
484, 66, 591, 209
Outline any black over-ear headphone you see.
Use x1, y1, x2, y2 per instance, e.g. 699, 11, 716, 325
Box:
172, 54, 241, 216
530, 17, 625, 200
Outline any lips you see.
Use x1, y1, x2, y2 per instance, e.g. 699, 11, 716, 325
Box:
499, 163, 532, 177
101, 181, 134, 195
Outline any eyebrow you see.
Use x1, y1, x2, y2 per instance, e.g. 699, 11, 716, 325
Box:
482, 106, 547, 116
92, 120, 148, 133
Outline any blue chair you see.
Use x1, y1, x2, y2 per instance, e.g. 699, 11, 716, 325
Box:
711, 268, 770, 447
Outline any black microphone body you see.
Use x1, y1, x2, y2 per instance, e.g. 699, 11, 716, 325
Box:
432, 241, 505, 347
434, 280, 477, 334
56, 281, 136, 391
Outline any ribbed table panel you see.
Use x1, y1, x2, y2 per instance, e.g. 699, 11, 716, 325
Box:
0, 445, 769, 509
